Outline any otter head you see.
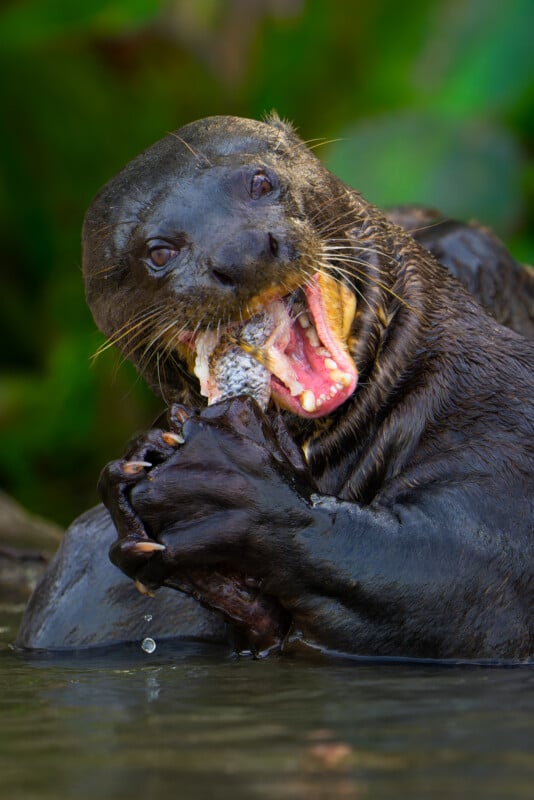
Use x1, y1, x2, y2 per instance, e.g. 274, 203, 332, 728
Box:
83, 115, 367, 419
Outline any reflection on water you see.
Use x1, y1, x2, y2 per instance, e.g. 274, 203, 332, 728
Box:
1, 608, 533, 800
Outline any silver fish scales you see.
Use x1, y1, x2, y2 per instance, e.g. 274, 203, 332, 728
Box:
195, 312, 274, 409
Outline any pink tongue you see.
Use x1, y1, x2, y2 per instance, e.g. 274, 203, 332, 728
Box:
268, 277, 357, 418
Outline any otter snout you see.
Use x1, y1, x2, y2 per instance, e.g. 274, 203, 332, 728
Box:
206, 229, 281, 289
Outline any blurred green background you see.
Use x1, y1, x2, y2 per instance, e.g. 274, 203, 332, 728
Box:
0, 0, 532, 526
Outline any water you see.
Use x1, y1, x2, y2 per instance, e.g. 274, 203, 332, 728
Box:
141, 637, 157, 654
1, 606, 533, 800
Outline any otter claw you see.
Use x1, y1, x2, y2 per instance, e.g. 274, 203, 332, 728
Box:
122, 460, 153, 475
171, 404, 192, 425
135, 579, 155, 597
162, 431, 185, 446
129, 541, 166, 554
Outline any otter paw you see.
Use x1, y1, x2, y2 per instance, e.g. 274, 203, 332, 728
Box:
98, 404, 198, 582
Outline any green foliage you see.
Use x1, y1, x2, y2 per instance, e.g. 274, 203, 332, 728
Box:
0, 0, 157, 46
0, 0, 532, 524
327, 113, 524, 230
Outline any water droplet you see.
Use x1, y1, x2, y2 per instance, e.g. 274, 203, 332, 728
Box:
143, 614, 153, 623
141, 637, 156, 654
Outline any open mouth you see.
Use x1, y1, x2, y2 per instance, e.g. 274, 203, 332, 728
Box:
191, 272, 357, 419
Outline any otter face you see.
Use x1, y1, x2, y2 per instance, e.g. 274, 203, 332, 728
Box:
83, 116, 359, 418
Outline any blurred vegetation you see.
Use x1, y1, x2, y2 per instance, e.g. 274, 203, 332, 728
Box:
0, 0, 532, 525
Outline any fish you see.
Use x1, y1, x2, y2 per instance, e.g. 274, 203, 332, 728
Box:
194, 310, 276, 409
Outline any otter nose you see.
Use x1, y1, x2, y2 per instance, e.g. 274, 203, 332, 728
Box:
208, 230, 279, 288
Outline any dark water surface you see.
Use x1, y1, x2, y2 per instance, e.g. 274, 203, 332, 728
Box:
1, 607, 533, 800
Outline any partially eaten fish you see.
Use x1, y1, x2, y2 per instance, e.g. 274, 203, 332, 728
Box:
193, 272, 358, 418
194, 311, 274, 410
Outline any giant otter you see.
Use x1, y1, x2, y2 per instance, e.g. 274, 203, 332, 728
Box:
18, 115, 533, 660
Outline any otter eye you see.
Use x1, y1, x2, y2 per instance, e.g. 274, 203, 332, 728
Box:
148, 245, 177, 270
250, 171, 272, 200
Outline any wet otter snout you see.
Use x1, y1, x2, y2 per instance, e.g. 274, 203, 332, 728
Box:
83, 115, 359, 419
206, 229, 284, 290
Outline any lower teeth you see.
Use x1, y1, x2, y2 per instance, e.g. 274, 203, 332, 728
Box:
300, 390, 317, 413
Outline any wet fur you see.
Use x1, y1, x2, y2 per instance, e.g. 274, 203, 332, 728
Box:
80, 116, 534, 660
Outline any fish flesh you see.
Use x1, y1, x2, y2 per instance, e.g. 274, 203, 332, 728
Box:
194, 310, 276, 409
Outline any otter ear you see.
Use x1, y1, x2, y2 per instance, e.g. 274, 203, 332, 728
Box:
263, 110, 296, 137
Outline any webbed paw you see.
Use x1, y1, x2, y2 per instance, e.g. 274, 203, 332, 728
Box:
98, 397, 313, 654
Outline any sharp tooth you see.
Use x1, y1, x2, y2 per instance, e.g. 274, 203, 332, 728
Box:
330, 370, 353, 387
298, 313, 311, 328
300, 390, 317, 412
324, 358, 338, 370
317, 347, 332, 358
330, 386, 338, 397
305, 328, 320, 348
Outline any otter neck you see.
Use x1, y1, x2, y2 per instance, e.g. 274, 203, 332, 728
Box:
299, 215, 449, 502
